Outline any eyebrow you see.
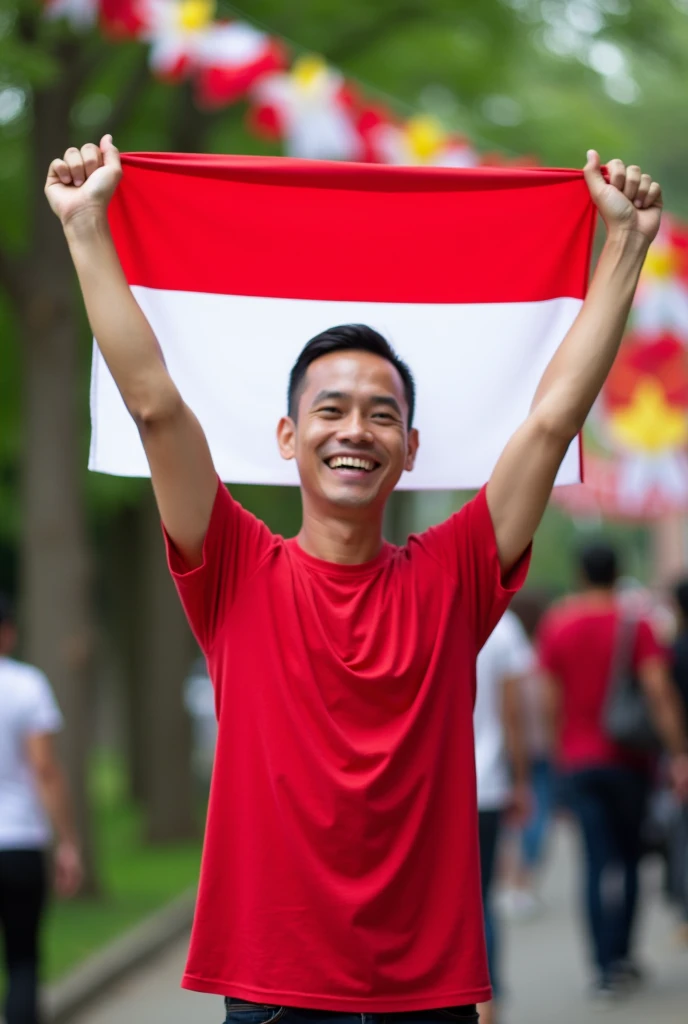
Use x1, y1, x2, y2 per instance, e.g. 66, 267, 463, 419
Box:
311, 390, 403, 416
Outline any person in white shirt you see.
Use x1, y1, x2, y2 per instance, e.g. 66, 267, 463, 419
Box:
0, 594, 83, 1024
474, 609, 532, 1024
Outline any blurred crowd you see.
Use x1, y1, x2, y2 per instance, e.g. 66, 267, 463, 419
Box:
474, 542, 688, 1023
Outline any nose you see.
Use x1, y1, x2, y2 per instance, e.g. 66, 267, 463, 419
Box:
336, 410, 374, 446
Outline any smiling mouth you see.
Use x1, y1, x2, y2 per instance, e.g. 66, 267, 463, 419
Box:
325, 455, 380, 473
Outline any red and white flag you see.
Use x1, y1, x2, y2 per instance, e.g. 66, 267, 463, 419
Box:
90, 154, 596, 488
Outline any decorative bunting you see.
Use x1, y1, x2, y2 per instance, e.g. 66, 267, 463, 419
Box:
249, 57, 365, 161
554, 216, 688, 520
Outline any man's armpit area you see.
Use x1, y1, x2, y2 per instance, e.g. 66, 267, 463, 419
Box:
498, 542, 532, 595
161, 476, 228, 579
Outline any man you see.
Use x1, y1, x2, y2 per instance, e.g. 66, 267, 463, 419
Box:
46, 135, 665, 1023
474, 609, 531, 1024
0, 594, 83, 1024
538, 544, 688, 999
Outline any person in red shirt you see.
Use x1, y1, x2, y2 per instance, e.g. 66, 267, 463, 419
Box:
538, 543, 688, 1000
47, 136, 666, 1024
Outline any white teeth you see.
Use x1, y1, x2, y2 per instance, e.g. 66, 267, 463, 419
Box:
328, 456, 375, 471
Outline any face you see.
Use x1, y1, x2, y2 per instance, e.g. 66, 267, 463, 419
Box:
278, 350, 419, 512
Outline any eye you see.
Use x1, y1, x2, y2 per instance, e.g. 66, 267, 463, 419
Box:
318, 406, 341, 416
372, 411, 395, 421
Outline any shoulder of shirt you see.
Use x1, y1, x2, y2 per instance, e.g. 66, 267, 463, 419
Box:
402, 490, 484, 555
0, 657, 50, 690
543, 594, 592, 625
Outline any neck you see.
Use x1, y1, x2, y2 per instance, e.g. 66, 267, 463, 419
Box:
297, 501, 386, 564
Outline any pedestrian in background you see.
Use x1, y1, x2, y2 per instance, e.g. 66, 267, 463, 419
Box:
500, 589, 555, 922
474, 609, 531, 1024
538, 544, 688, 1000
0, 594, 83, 1024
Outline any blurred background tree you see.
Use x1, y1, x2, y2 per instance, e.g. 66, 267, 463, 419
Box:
1, 0, 687, 899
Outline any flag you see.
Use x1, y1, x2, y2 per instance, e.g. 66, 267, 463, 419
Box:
89, 153, 596, 489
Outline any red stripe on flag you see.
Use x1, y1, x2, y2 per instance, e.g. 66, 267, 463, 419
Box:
109, 154, 596, 304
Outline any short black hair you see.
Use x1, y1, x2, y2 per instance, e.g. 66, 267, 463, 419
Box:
0, 592, 14, 627
675, 578, 688, 619
287, 324, 416, 427
579, 542, 618, 587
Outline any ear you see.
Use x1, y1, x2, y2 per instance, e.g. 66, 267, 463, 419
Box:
277, 415, 297, 461
405, 427, 419, 472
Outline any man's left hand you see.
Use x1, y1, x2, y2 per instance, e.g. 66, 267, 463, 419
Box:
583, 151, 663, 245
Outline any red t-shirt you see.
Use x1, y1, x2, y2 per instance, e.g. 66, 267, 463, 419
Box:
537, 596, 664, 771
166, 480, 529, 1011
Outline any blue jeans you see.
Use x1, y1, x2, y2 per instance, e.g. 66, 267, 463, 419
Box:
521, 759, 554, 869
561, 765, 649, 982
224, 1001, 479, 1024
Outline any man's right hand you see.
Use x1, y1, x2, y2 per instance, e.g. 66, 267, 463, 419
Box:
45, 134, 122, 227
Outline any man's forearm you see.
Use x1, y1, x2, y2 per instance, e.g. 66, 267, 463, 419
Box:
531, 229, 648, 439
35, 766, 79, 846
64, 210, 178, 420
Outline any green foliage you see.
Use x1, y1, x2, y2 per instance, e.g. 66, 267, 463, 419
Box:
43, 751, 202, 981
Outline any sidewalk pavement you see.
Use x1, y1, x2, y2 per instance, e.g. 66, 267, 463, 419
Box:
70, 822, 688, 1024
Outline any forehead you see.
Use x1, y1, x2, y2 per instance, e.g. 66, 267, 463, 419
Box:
301, 350, 407, 407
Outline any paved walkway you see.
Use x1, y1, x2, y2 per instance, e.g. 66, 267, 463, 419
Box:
71, 823, 688, 1024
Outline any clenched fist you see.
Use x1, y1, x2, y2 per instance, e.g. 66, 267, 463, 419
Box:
45, 134, 122, 227
583, 150, 663, 245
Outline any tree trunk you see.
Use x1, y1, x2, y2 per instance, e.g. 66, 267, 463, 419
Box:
18, 67, 99, 893
138, 492, 198, 843
107, 503, 147, 804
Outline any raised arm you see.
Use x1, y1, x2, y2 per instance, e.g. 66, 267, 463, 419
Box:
45, 136, 217, 568
487, 152, 663, 572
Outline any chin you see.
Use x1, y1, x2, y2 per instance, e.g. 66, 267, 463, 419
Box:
322, 486, 382, 509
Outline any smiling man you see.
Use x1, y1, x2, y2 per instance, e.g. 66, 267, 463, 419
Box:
47, 136, 662, 1024
279, 326, 419, 560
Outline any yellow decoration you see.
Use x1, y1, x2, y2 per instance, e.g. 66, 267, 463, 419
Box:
405, 115, 446, 162
177, 0, 215, 33
609, 378, 688, 453
292, 54, 328, 92
643, 243, 679, 281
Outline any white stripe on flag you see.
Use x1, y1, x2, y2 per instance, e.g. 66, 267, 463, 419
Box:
89, 287, 582, 489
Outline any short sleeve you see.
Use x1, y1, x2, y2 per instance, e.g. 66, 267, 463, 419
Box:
632, 617, 664, 669
414, 486, 531, 651
164, 477, 275, 652
20, 669, 63, 737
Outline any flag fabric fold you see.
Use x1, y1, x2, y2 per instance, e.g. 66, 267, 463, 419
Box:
89, 153, 596, 488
